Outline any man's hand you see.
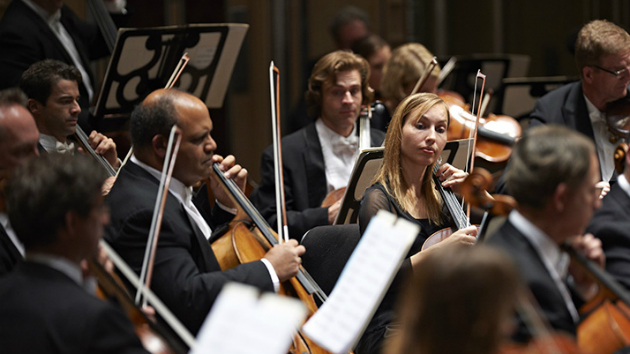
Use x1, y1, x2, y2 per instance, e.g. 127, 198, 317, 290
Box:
85, 131, 120, 169
568, 233, 605, 300
263, 239, 306, 282
327, 199, 342, 224
209, 154, 248, 208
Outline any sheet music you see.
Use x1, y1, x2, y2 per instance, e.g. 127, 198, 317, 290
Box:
191, 283, 307, 354
302, 210, 419, 353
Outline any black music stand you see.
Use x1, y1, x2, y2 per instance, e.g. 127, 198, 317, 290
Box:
93, 23, 249, 123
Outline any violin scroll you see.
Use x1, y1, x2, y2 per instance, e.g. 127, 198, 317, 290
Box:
614, 142, 628, 175
460, 168, 517, 216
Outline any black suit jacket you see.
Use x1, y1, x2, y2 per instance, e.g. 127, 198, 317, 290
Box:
0, 224, 21, 276
487, 220, 579, 341
250, 122, 385, 238
0, 261, 147, 353
0, 0, 111, 130
587, 181, 630, 290
104, 160, 273, 335
496, 81, 615, 194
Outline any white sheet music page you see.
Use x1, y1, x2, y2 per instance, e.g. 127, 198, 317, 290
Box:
191, 282, 307, 354
302, 210, 419, 353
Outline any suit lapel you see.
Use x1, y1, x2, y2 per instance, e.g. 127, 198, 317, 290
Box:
183, 210, 218, 272
124, 162, 219, 273
0, 225, 22, 266
564, 82, 595, 141
303, 123, 328, 207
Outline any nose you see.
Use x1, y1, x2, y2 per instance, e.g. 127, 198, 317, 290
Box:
206, 135, 217, 153
342, 91, 353, 104
426, 127, 437, 142
71, 100, 81, 115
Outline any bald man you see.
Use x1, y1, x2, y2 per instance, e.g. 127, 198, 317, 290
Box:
104, 89, 305, 335
0, 88, 39, 276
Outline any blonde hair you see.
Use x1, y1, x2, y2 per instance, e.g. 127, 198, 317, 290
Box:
372, 92, 449, 224
575, 20, 630, 74
386, 245, 520, 354
381, 43, 441, 109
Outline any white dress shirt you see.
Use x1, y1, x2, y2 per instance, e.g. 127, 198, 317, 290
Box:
315, 118, 359, 193
617, 174, 630, 199
130, 156, 280, 291
39, 134, 75, 155
25, 253, 98, 293
509, 210, 580, 323
584, 95, 618, 182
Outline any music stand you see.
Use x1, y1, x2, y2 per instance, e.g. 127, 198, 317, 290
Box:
93, 23, 249, 121
334, 139, 473, 225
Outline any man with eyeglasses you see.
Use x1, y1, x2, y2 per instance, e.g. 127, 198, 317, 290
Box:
526, 20, 630, 191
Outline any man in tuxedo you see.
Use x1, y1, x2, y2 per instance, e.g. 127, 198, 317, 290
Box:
20, 59, 120, 169
0, 0, 125, 130
487, 125, 605, 341
0, 88, 40, 276
521, 20, 629, 188
0, 153, 148, 353
587, 130, 630, 291
104, 88, 305, 335
251, 50, 385, 238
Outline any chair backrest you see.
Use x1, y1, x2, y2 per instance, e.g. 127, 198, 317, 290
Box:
439, 54, 531, 115
501, 76, 579, 120
301, 224, 362, 303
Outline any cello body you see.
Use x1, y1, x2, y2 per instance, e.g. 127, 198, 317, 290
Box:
209, 163, 334, 354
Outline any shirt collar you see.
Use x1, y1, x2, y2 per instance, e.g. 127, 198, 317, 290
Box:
617, 174, 630, 199
584, 94, 606, 125
21, 0, 60, 22
509, 210, 569, 276
315, 118, 357, 144
26, 253, 83, 285
130, 155, 192, 206
39, 133, 60, 153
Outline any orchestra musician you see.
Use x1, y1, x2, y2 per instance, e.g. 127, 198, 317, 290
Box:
103, 88, 305, 335
0, 0, 126, 130
355, 93, 477, 354
0, 153, 148, 353
251, 50, 385, 238
351, 34, 391, 100
20, 59, 120, 169
384, 244, 520, 354
380, 43, 440, 114
487, 125, 605, 342
497, 20, 630, 195
587, 131, 630, 291
0, 88, 40, 276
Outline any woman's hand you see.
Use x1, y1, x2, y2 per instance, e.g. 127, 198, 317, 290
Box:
435, 163, 468, 194
410, 225, 477, 268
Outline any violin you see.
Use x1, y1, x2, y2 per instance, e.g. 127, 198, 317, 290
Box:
614, 142, 628, 174
441, 93, 521, 164
605, 96, 630, 143
209, 162, 333, 354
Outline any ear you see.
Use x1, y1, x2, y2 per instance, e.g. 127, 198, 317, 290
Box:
582, 66, 595, 84
27, 98, 41, 117
152, 135, 168, 159
551, 182, 569, 213
62, 211, 79, 240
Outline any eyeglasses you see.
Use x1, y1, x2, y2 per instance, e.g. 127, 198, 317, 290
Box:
591, 65, 630, 79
